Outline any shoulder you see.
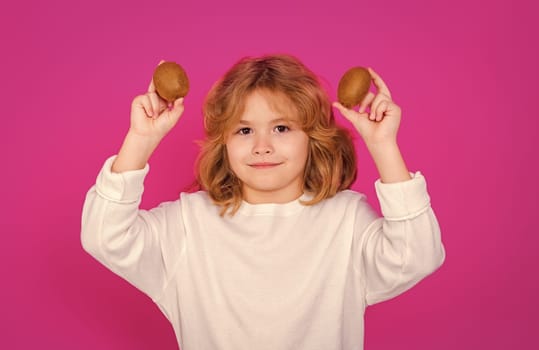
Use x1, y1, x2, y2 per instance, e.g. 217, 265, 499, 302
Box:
313, 189, 379, 225
321, 189, 368, 207
176, 191, 223, 232
178, 191, 221, 215
180, 190, 214, 207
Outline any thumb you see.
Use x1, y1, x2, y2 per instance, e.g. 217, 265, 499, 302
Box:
333, 101, 374, 138
333, 102, 362, 127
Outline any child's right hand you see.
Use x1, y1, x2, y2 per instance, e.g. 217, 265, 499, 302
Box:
111, 63, 186, 173
129, 66, 185, 141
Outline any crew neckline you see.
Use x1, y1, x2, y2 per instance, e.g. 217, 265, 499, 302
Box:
237, 192, 313, 217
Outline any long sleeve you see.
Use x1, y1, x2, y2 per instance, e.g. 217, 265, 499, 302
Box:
357, 171, 445, 306
80, 156, 186, 301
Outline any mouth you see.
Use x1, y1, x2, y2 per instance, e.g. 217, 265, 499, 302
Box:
248, 162, 282, 169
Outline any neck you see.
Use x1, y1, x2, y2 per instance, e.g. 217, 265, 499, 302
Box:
242, 188, 303, 204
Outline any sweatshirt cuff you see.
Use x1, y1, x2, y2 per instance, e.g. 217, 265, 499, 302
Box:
95, 155, 150, 203
374, 171, 431, 221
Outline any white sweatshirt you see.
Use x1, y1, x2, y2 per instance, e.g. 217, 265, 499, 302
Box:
81, 155, 445, 350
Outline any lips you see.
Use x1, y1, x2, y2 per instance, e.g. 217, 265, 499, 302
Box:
248, 162, 282, 169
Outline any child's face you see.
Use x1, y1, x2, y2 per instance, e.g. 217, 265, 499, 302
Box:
226, 90, 309, 204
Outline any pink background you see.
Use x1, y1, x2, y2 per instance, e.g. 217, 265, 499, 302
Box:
1, 0, 537, 348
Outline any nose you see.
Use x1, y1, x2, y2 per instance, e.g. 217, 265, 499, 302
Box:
252, 134, 274, 155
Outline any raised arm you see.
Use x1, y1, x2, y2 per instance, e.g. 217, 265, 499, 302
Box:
81, 64, 186, 300
355, 173, 445, 305
336, 68, 445, 304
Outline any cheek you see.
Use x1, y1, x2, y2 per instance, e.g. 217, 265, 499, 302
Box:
289, 134, 309, 161
225, 139, 246, 165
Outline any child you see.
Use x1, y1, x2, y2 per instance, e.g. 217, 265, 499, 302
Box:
81, 54, 445, 350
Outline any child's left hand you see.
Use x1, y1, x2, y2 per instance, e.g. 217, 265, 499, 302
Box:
333, 68, 401, 147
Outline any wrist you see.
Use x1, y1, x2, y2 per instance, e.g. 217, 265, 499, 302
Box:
126, 129, 162, 149
112, 131, 160, 173
366, 141, 411, 183
365, 139, 399, 153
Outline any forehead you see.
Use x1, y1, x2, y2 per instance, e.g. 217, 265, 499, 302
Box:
239, 89, 298, 122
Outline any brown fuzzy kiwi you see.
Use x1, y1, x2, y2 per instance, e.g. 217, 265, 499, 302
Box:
153, 62, 190, 102
337, 67, 371, 108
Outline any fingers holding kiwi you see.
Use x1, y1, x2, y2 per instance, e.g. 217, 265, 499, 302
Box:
145, 91, 168, 119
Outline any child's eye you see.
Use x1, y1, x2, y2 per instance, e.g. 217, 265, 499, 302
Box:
237, 127, 252, 135
274, 125, 289, 133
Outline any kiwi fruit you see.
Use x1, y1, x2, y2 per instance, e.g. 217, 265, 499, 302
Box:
153, 61, 189, 102
337, 67, 371, 108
